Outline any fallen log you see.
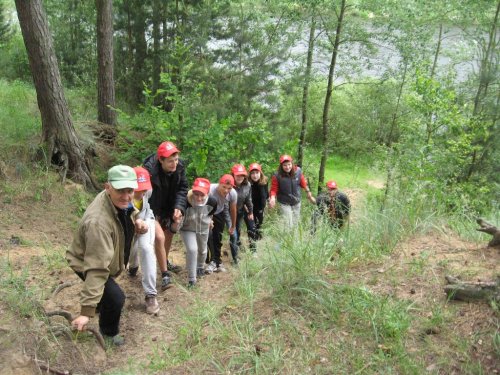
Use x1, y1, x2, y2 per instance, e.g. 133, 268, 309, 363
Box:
444, 275, 500, 303
476, 218, 500, 247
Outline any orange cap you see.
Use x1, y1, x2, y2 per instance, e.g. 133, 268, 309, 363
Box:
326, 180, 338, 190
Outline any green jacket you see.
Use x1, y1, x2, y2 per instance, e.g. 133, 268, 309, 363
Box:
66, 190, 138, 317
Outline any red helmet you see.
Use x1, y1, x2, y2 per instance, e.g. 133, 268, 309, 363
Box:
231, 164, 247, 176
326, 180, 338, 190
248, 163, 262, 172
133, 166, 152, 191
192, 177, 210, 195
279, 154, 293, 164
157, 141, 179, 158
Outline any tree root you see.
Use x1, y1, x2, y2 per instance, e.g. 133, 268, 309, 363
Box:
51, 281, 76, 299
34, 358, 71, 375
476, 218, 500, 247
45, 310, 106, 350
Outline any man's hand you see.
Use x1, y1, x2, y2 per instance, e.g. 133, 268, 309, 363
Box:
229, 226, 236, 235
135, 219, 148, 234
173, 209, 183, 223
72, 315, 90, 331
248, 213, 254, 221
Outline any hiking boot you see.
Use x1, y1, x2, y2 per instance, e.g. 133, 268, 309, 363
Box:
102, 333, 125, 347
161, 275, 173, 290
127, 266, 138, 277
205, 261, 217, 274
167, 261, 181, 273
215, 263, 227, 273
187, 280, 196, 289
145, 295, 160, 315
196, 267, 205, 278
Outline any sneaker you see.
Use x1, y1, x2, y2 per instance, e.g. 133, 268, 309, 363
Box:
187, 280, 196, 289
216, 263, 227, 273
196, 267, 205, 277
127, 266, 138, 277
167, 261, 181, 273
102, 333, 125, 347
161, 275, 173, 290
145, 295, 160, 315
205, 261, 217, 274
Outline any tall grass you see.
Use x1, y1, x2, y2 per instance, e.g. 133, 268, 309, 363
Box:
0, 79, 40, 157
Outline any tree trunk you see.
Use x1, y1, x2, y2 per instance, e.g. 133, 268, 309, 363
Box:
476, 218, 500, 247
444, 275, 500, 303
318, 0, 346, 194
96, 0, 117, 139
465, 0, 500, 181
152, 0, 162, 101
297, 16, 316, 168
132, 0, 148, 105
15, 0, 97, 190
381, 62, 408, 211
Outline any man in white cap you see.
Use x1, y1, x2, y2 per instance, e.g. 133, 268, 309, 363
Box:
66, 165, 148, 346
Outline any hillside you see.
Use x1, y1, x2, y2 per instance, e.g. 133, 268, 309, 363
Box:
0, 169, 498, 374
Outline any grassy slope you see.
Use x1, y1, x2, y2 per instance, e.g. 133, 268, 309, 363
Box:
0, 79, 497, 374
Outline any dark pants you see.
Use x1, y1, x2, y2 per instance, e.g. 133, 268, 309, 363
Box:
207, 212, 225, 266
76, 272, 125, 337
253, 209, 264, 240
235, 209, 257, 252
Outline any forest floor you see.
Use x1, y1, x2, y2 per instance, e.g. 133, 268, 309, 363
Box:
0, 175, 498, 375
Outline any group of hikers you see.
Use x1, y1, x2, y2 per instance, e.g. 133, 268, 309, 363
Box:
66, 141, 350, 346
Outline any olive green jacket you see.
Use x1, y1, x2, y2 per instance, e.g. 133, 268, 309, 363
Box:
66, 190, 138, 317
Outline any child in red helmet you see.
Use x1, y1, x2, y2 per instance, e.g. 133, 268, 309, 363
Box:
127, 167, 161, 314
179, 178, 217, 288
143, 141, 189, 290
314, 180, 350, 229
206, 174, 238, 273
248, 162, 269, 240
230, 164, 257, 254
269, 155, 316, 226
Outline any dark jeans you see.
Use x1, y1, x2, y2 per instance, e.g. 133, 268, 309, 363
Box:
253, 209, 264, 240
76, 272, 125, 337
235, 209, 257, 252
207, 212, 225, 266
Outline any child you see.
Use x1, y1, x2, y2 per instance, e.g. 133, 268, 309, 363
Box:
179, 178, 217, 287
231, 164, 257, 253
143, 141, 189, 289
314, 180, 351, 229
128, 167, 161, 314
248, 162, 269, 240
269, 154, 316, 226
206, 174, 238, 272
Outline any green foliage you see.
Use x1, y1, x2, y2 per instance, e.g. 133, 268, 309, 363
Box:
116, 73, 274, 180
0, 79, 40, 159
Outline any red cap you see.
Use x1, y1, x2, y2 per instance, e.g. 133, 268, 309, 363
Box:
192, 177, 210, 195
231, 164, 247, 176
326, 180, 338, 190
279, 154, 293, 164
248, 163, 262, 172
219, 174, 235, 187
157, 141, 180, 158
133, 166, 152, 191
